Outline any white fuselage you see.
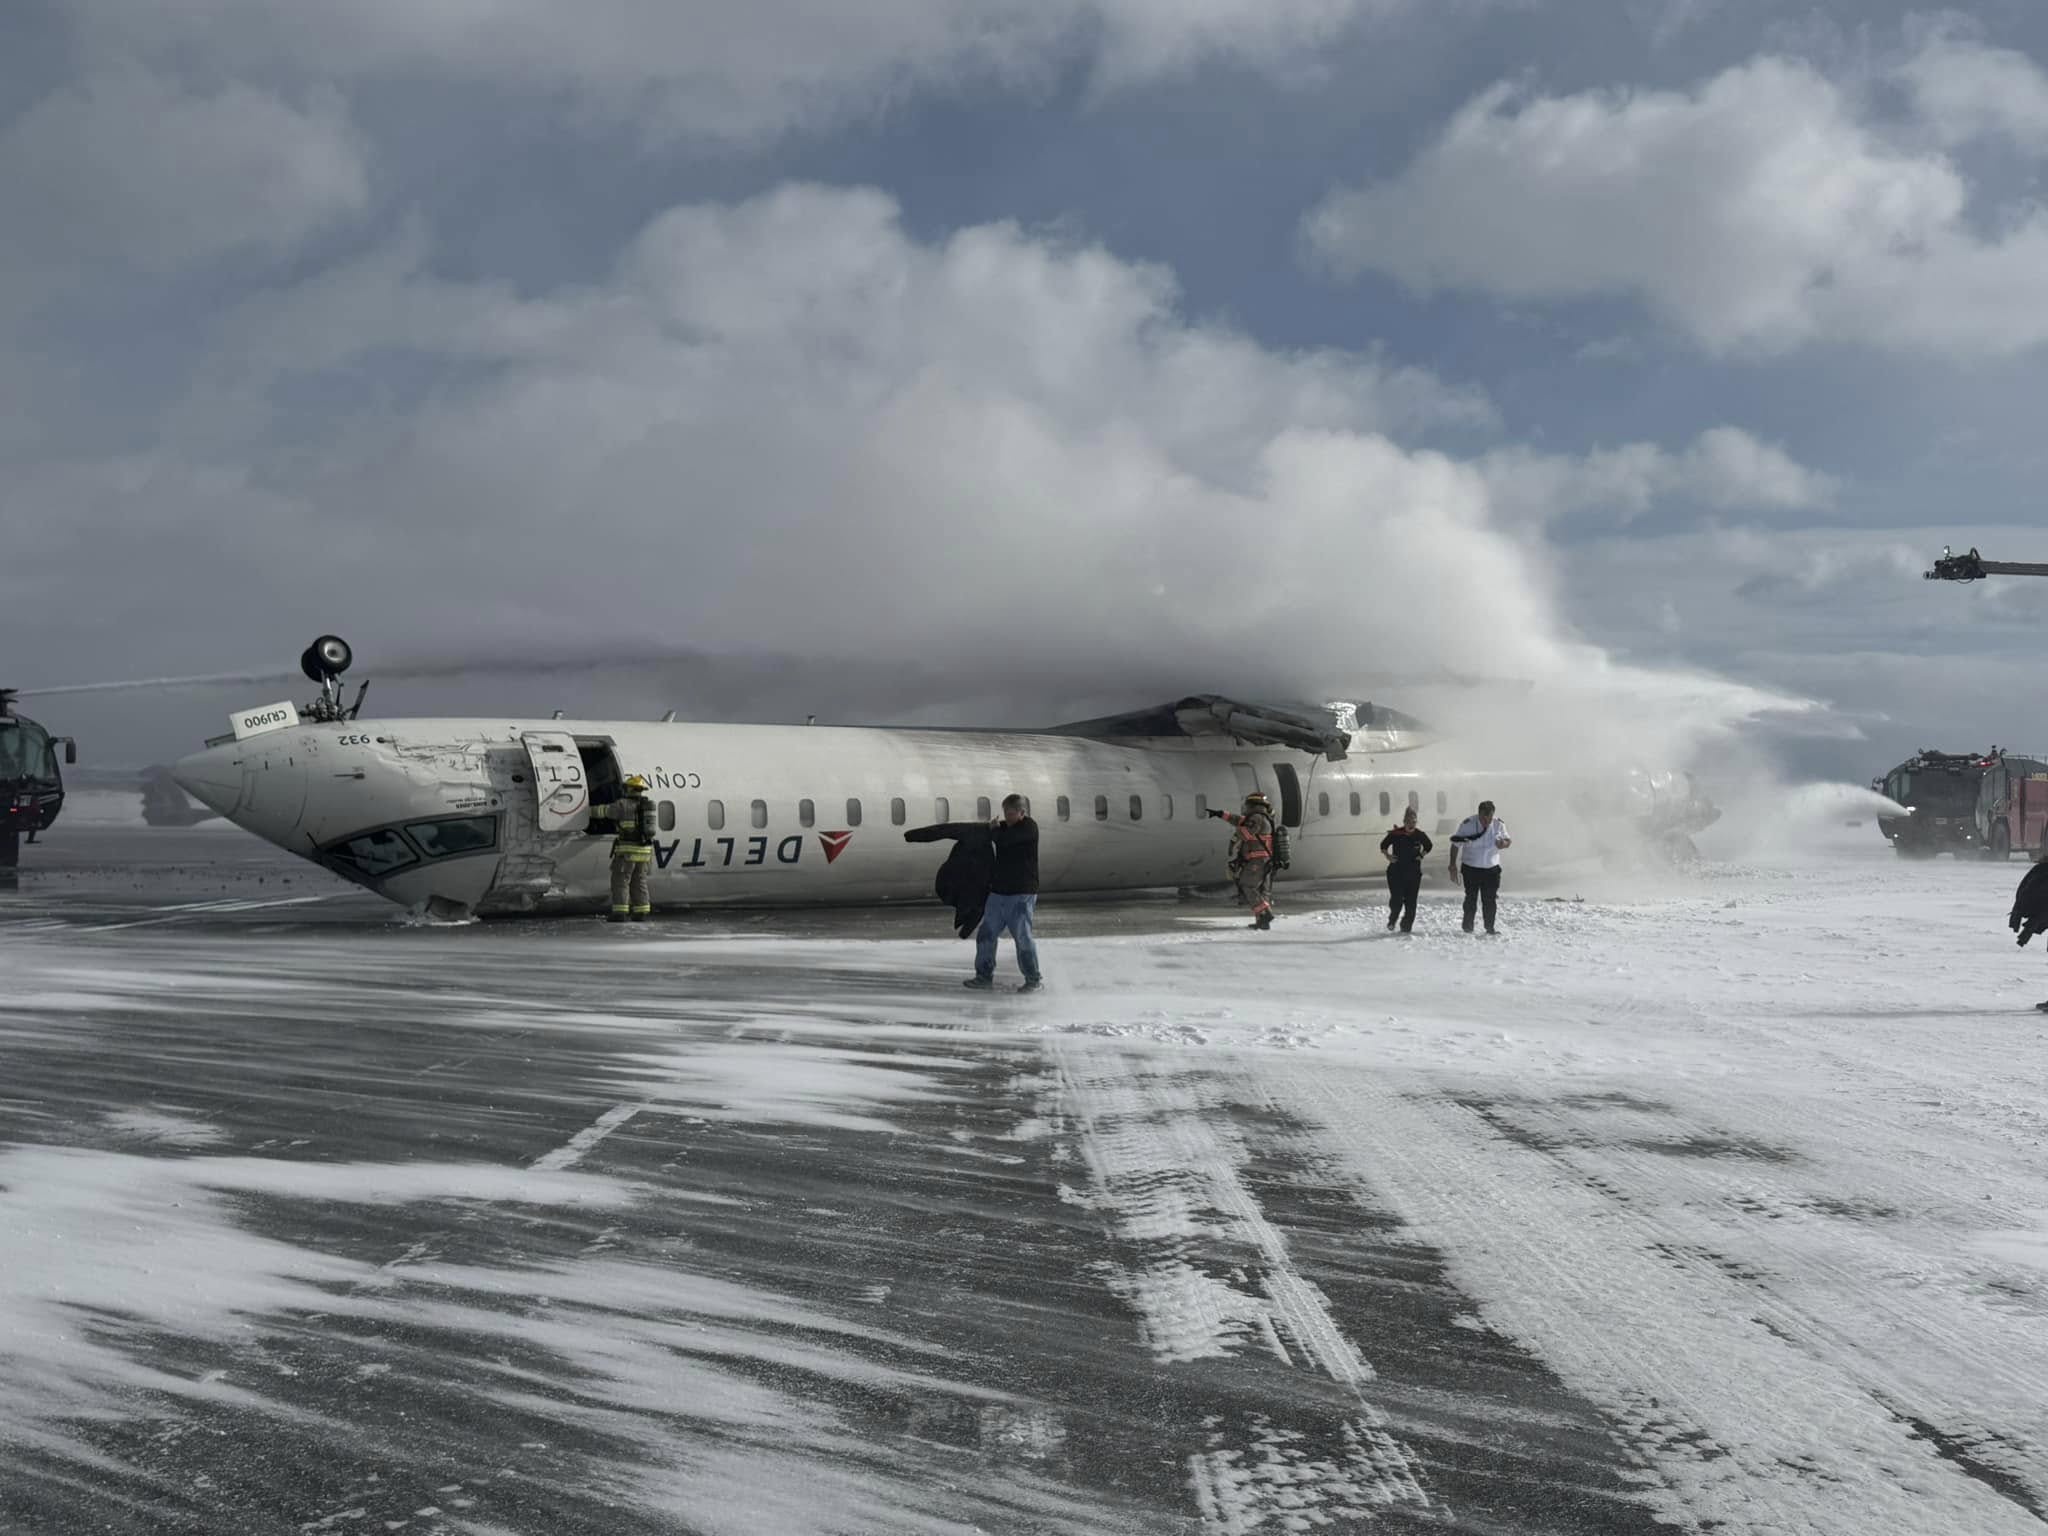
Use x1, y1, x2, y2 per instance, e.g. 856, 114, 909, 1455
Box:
173, 716, 1527, 915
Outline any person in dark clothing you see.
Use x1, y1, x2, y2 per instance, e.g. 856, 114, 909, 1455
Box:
903, 820, 994, 938
1379, 805, 1433, 933
989, 799, 1040, 898
2009, 861, 2048, 1011
971, 794, 1041, 990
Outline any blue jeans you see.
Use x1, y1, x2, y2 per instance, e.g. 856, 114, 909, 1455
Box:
976, 892, 1039, 981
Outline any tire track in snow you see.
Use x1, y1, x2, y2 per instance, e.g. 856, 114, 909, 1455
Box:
1264, 1061, 2048, 1535
1460, 1090, 2048, 1520
1049, 1041, 1437, 1530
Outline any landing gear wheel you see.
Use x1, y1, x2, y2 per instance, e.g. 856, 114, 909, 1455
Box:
1988, 823, 2012, 862
299, 634, 353, 683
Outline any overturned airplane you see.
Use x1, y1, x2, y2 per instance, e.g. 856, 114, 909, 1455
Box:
169, 637, 1705, 917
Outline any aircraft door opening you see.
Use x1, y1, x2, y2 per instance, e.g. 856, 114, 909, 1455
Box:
577, 739, 622, 808
1231, 762, 1262, 799
520, 730, 590, 833
1272, 763, 1303, 828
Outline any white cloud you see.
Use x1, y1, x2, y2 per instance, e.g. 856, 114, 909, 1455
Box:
1680, 426, 1840, 512
0, 69, 368, 279
65, 0, 1425, 145
1303, 44, 2048, 356
1086, 0, 1403, 89
1899, 22, 2048, 154
1480, 426, 1836, 526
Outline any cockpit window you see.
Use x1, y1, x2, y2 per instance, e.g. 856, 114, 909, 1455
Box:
405, 816, 498, 859
0, 719, 55, 780
325, 828, 418, 877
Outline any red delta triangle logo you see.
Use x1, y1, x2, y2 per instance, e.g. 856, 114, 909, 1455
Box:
818, 830, 854, 864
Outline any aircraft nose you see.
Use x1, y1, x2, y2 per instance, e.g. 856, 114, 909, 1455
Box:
173, 745, 244, 818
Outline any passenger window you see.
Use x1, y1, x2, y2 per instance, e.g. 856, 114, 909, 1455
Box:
1057, 795, 1071, 821
890, 797, 906, 826
1349, 792, 1361, 817
1196, 794, 1208, 818
1094, 795, 1109, 820
846, 798, 862, 827
751, 799, 768, 829
1379, 792, 1391, 816
1406, 790, 1420, 812
707, 800, 725, 830
799, 798, 815, 828
977, 797, 992, 821
1436, 791, 1448, 814
935, 797, 950, 821
1129, 794, 1143, 821
1317, 792, 1330, 817
1162, 794, 1173, 820
659, 801, 676, 832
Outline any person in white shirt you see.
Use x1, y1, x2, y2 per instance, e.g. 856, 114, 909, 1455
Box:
1447, 798, 1511, 935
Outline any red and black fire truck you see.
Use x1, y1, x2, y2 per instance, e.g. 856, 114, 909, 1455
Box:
1873, 748, 2048, 860
1975, 749, 2048, 862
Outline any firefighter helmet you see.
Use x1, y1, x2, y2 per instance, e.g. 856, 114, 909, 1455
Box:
623, 774, 649, 793
1243, 791, 1272, 810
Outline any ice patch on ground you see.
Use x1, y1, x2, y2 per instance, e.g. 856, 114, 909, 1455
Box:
0, 1146, 637, 1462
609, 1028, 968, 1134
102, 1109, 228, 1147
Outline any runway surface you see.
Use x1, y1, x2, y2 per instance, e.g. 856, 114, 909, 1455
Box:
4, 826, 2046, 1534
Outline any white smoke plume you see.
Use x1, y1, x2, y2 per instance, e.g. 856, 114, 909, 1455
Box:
15, 184, 1852, 807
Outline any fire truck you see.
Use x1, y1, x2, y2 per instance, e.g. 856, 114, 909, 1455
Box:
0, 689, 77, 868
1873, 750, 1995, 858
1975, 750, 2048, 861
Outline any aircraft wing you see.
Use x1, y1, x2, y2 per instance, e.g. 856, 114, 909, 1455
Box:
1048, 695, 1354, 760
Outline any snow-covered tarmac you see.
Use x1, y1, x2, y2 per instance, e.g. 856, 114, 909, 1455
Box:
3, 825, 2046, 1535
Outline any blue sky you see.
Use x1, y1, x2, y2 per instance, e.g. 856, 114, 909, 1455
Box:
5, 0, 2047, 777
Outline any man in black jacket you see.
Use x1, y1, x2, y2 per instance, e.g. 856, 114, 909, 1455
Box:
972, 794, 1041, 990
2010, 861, 2048, 1011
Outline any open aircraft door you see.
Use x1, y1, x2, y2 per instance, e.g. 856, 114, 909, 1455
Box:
520, 730, 590, 833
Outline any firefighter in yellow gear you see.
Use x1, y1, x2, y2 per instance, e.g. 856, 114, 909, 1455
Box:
1207, 791, 1278, 930
592, 773, 657, 922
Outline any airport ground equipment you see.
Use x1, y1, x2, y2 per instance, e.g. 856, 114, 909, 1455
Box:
0, 689, 76, 868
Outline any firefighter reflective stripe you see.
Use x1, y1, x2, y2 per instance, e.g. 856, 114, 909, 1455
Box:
610, 847, 652, 917
595, 794, 657, 856
1223, 811, 1275, 861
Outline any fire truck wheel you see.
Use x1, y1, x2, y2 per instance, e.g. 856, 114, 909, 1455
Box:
0, 828, 16, 869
